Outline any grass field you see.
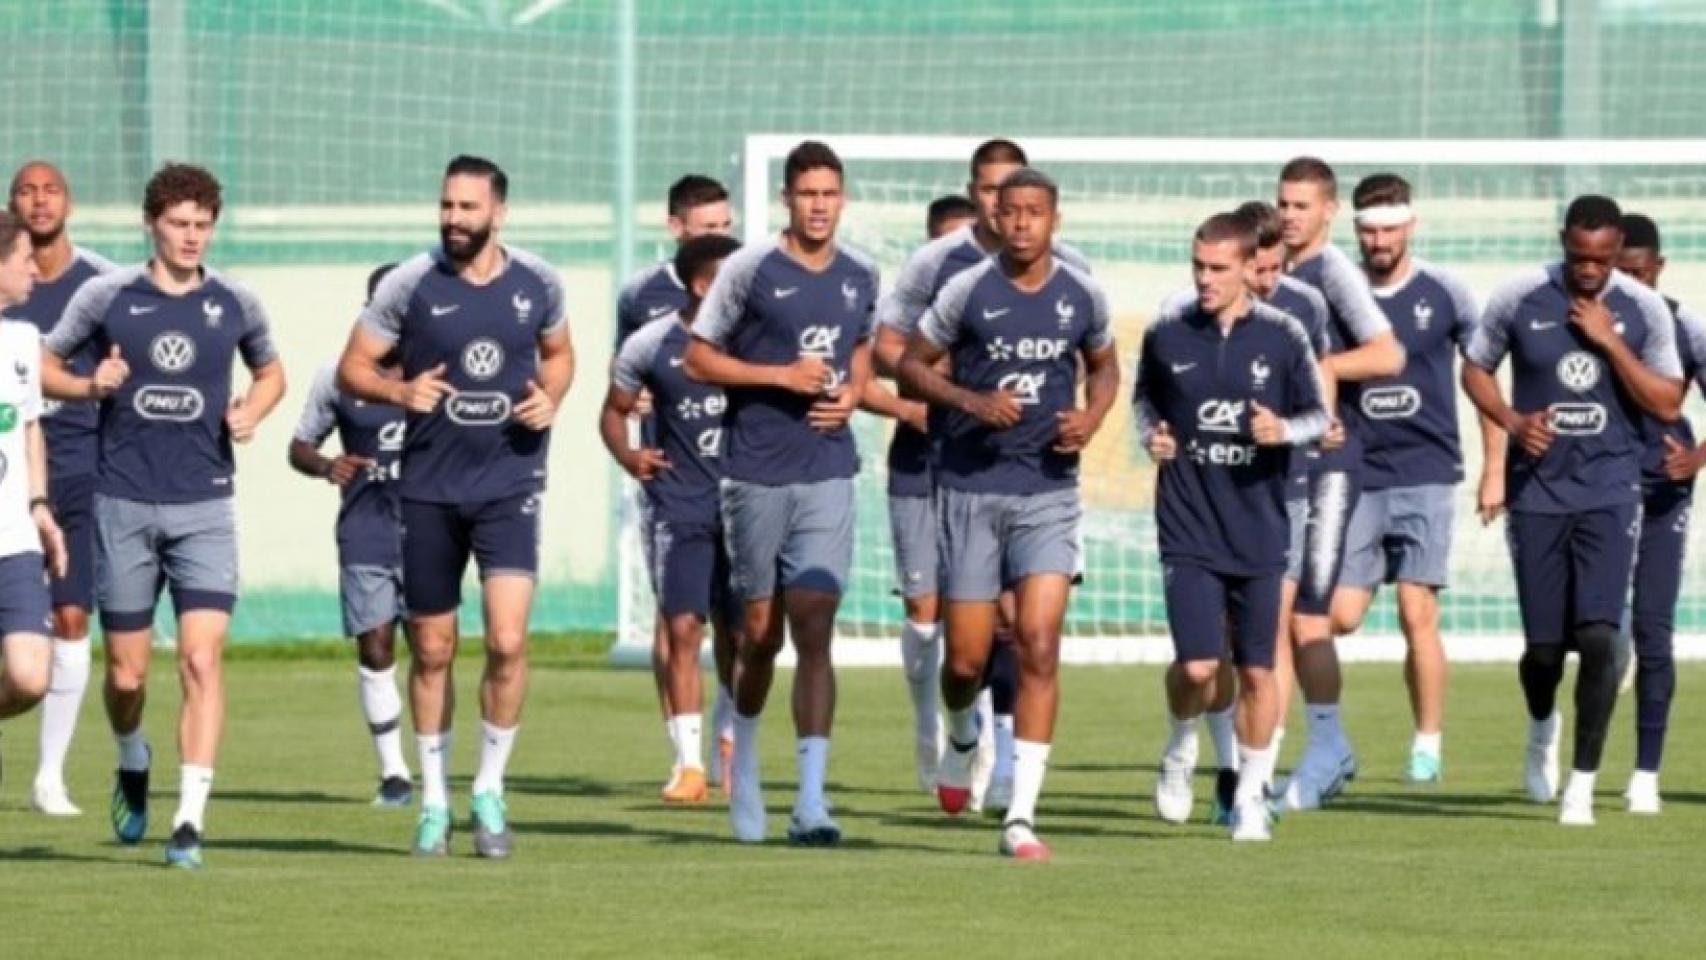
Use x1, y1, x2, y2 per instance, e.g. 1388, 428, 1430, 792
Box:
3, 651, 1704, 959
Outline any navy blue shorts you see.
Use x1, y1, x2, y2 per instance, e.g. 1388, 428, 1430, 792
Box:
0, 551, 54, 637
648, 518, 737, 622
1293, 468, 1362, 617
1507, 503, 1640, 646
401, 492, 541, 616
1163, 561, 1282, 669
1631, 484, 1689, 661
49, 472, 95, 612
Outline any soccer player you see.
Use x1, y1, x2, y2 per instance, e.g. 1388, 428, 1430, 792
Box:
872, 140, 1083, 809
1613, 213, 1706, 814
684, 140, 878, 845
1328, 175, 1478, 783
0, 210, 70, 784
613, 175, 737, 790
898, 167, 1120, 860
338, 155, 573, 857
1136, 212, 1329, 841
1273, 157, 1406, 811
601, 234, 743, 805
926, 195, 978, 239
4, 161, 114, 816
288, 264, 413, 807
43, 164, 288, 868
1462, 195, 1683, 826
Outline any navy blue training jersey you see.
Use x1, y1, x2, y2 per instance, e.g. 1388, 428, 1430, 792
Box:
1465, 264, 1680, 514
918, 256, 1113, 495
1359, 259, 1478, 491
359, 247, 567, 506
1639, 298, 1706, 490
614, 260, 690, 350
45, 264, 278, 504
1133, 298, 1329, 576
1288, 243, 1394, 474
876, 224, 1091, 498
2, 247, 115, 480
612, 314, 725, 525
688, 238, 879, 487
293, 362, 406, 568
1267, 274, 1331, 503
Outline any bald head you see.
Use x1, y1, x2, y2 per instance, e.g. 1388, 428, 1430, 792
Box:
9, 161, 71, 246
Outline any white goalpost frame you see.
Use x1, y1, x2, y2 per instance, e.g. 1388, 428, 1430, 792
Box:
612, 133, 1706, 668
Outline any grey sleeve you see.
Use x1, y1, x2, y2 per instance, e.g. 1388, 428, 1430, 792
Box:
1464, 273, 1534, 371
918, 263, 982, 348
1676, 303, 1706, 394
1070, 267, 1115, 352
1276, 312, 1330, 445
1434, 266, 1481, 348
291, 364, 341, 445
1298, 283, 1331, 355
513, 249, 568, 337
1131, 325, 1164, 454
357, 254, 432, 344
231, 281, 281, 368
610, 320, 665, 395
1624, 278, 1683, 379
874, 237, 955, 337
690, 244, 766, 348
44, 272, 123, 359
1321, 246, 1390, 344
75, 247, 120, 275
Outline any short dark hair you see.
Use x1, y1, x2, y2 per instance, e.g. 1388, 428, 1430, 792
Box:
927, 194, 978, 235
144, 163, 222, 220
783, 140, 843, 191
970, 139, 1028, 179
1564, 194, 1622, 233
1620, 213, 1661, 253
366, 262, 398, 305
674, 234, 742, 292
667, 175, 728, 219
1279, 156, 1337, 200
998, 167, 1058, 208
1234, 200, 1281, 249
1352, 173, 1411, 210
444, 154, 508, 202
0, 209, 26, 254
1195, 211, 1258, 258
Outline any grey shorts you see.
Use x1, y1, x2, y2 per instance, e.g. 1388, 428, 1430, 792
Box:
888, 493, 940, 600
936, 486, 1082, 602
721, 476, 855, 600
1285, 497, 1307, 582
95, 494, 238, 632
341, 564, 405, 637
1340, 483, 1457, 590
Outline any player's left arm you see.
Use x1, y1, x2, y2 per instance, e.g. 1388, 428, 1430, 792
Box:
1571, 286, 1683, 421
515, 326, 574, 432
19, 339, 66, 577
228, 285, 287, 444
1320, 251, 1405, 381
1055, 282, 1120, 454
1253, 317, 1329, 447
857, 376, 927, 432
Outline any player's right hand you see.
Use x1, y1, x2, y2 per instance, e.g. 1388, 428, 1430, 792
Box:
1516, 409, 1556, 459
325, 454, 374, 487
1148, 421, 1176, 462
964, 389, 1023, 430
400, 363, 452, 414
776, 355, 832, 396
1477, 467, 1505, 525
91, 344, 128, 398
899, 399, 929, 434
1321, 417, 1346, 451
623, 447, 672, 481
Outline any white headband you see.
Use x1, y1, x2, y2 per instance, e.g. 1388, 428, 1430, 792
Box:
1354, 203, 1415, 228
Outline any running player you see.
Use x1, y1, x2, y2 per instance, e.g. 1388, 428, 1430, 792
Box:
898, 167, 1120, 860
1274, 157, 1406, 811
926, 195, 978, 239
1136, 212, 1330, 841
43, 164, 288, 868
4, 161, 114, 816
0, 209, 69, 791
1613, 212, 1706, 815
288, 264, 413, 807
601, 234, 743, 806
684, 141, 878, 845
1329, 174, 1478, 783
338, 155, 573, 857
1462, 195, 1682, 826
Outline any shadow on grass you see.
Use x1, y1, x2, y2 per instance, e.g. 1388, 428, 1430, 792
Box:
215, 789, 366, 806
0, 845, 159, 868
205, 836, 404, 856
494, 775, 620, 799
1323, 789, 1540, 822
509, 816, 964, 855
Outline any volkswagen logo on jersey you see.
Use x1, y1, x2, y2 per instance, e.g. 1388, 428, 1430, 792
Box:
997, 370, 1046, 405
462, 338, 505, 381
203, 298, 224, 328
1055, 296, 1075, 328
1556, 351, 1600, 393
1413, 298, 1433, 331
377, 420, 406, 452
149, 332, 196, 373
1361, 385, 1422, 419
1250, 358, 1271, 390
1549, 402, 1607, 435
799, 325, 841, 359
841, 279, 859, 312
513, 292, 533, 324
696, 426, 722, 458
1197, 398, 1245, 434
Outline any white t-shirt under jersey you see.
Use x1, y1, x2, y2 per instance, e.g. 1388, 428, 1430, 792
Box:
0, 320, 44, 558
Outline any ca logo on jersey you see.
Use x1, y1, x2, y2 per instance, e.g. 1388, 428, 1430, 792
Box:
799, 325, 840, 359
377, 420, 406, 452
997, 371, 1046, 405
1557, 351, 1600, 393
696, 427, 722, 459
149, 332, 196, 373
462, 338, 505, 381
203, 298, 224, 328
1413, 299, 1433, 331
513, 292, 533, 324
1197, 399, 1245, 434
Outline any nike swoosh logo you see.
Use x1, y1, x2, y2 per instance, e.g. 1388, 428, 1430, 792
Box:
648, 305, 674, 318
431, 304, 460, 317
1529, 320, 1557, 331
669, 357, 685, 368
774, 287, 798, 299
129, 305, 158, 315
982, 307, 1011, 320
1171, 362, 1197, 373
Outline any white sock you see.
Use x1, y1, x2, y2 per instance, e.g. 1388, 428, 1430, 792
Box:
712, 683, 734, 741
471, 721, 518, 797
1412, 730, 1442, 758
1206, 705, 1240, 772
1166, 712, 1200, 756
795, 735, 831, 817
36, 637, 91, 788
946, 703, 980, 748
418, 731, 451, 809
1565, 769, 1597, 797
670, 713, 704, 772
732, 711, 761, 784
1629, 769, 1659, 792
1529, 712, 1559, 743
992, 713, 1016, 781
1234, 742, 1276, 807
172, 765, 214, 831
115, 729, 150, 772
1004, 739, 1051, 827
1306, 703, 1344, 745
357, 665, 410, 780
900, 620, 941, 741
